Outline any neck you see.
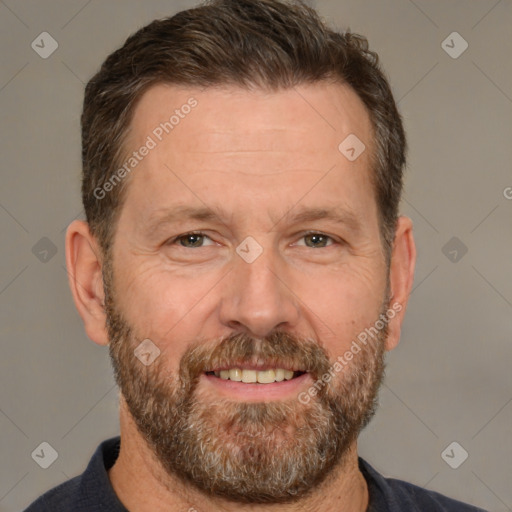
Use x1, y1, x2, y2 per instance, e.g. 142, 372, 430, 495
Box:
108, 399, 369, 512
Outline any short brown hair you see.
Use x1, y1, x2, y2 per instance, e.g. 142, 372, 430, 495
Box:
81, 0, 406, 262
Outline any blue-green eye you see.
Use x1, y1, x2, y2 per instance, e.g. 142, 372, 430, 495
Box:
169, 231, 336, 249
174, 232, 214, 248
299, 232, 334, 248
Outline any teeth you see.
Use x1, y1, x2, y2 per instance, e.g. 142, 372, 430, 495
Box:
257, 369, 275, 383
213, 368, 298, 384
242, 369, 257, 383
229, 368, 242, 381
283, 369, 294, 380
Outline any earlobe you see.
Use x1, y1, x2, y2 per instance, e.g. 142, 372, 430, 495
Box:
65, 220, 110, 346
385, 216, 416, 351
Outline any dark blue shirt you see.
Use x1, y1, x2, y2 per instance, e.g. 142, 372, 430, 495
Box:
24, 436, 487, 511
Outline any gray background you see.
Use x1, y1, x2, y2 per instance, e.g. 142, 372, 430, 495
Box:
1, 1, 511, 511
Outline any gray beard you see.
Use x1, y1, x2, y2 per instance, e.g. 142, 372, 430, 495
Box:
104, 263, 387, 503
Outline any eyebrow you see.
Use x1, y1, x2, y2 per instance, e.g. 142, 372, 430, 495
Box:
144, 206, 223, 232
143, 204, 362, 235
278, 206, 362, 233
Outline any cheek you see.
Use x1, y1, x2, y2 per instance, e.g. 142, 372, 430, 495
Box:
295, 264, 386, 356
112, 255, 222, 342
111, 234, 387, 366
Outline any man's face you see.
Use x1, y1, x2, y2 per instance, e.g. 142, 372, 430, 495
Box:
104, 82, 391, 503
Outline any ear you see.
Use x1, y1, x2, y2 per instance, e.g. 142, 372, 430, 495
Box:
385, 216, 416, 351
65, 220, 109, 346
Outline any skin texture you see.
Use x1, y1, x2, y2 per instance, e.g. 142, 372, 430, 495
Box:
66, 82, 416, 512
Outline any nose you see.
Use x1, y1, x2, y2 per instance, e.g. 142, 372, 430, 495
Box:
218, 246, 300, 338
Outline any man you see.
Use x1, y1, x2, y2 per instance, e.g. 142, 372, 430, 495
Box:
25, 0, 486, 510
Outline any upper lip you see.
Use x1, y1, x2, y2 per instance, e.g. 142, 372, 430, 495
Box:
205, 359, 305, 373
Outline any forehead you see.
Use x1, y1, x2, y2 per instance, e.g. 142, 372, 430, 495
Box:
119, 81, 377, 229
128, 81, 373, 160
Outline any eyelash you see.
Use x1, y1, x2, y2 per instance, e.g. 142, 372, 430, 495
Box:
168, 230, 338, 248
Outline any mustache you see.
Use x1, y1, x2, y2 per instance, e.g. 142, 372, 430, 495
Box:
178, 331, 333, 384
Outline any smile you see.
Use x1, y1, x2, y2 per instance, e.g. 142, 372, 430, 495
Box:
206, 368, 306, 384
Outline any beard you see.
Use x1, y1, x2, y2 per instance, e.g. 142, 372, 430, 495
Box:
103, 258, 388, 504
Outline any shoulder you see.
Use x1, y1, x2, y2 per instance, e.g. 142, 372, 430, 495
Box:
359, 458, 488, 512
23, 436, 124, 512
382, 477, 488, 511
23, 476, 81, 512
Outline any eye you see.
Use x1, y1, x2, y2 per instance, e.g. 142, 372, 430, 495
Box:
171, 232, 215, 248
168, 231, 337, 249
296, 232, 335, 248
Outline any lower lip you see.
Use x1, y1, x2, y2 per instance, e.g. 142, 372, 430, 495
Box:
201, 372, 311, 401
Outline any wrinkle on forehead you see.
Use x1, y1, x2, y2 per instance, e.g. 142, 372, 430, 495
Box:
127, 81, 373, 160
117, 82, 377, 231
